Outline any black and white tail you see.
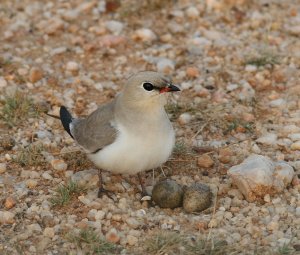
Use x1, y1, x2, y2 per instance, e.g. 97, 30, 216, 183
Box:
60, 106, 74, 138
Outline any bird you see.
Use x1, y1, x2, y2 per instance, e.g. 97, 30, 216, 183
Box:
59, 71, 180, 198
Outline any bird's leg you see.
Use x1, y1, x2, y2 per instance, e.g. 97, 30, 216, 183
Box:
97, 169, 114, 199
138, 173, 148, 197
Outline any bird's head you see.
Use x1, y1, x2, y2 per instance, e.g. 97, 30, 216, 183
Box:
122, 71, 180, 107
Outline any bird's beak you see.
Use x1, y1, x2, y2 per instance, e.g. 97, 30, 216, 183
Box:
159, 84, 181, 93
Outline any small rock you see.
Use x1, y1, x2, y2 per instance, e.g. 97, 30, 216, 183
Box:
105, 20, 124, 35
4, 197, 16, 209
0, 211, 15, 224
185, 6, 199, 19
29, 67, 43, 83
66, 61, 79, 72
291, 141, 300, 150
256, 133, 278, 145
71, 169, 98, 189
156, 58, 175, 74
245, 65, 257, 72
133, 28, 157, 42
228, 154, 294, 202
178, 113, 192, 125
51, 159, 68, 171
42, 172, 53, 180
292, 175, 300, 186
186, 67, 199, 78
0, 77, 7, 88
0, 163, 6, 174
27, 223, 42, 233
197, 154, 214, 168
26, 179, 38, 188
218, 148, 233, 164
264, 194, 271, 203
183, 183, 212, 213
43, 227, 55, 238
127, 235, 138, 246
152, 179, 183, 209
105, 228, 120, 244
95, 210, 106, 220
288, 133, 300, 141
125, 218, 141, 229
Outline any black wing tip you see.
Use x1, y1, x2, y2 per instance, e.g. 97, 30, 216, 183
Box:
59, 106, 74, 139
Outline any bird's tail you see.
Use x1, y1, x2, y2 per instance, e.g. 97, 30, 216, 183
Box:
60, 106, 74, 138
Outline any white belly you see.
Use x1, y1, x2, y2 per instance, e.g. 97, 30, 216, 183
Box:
88, 122, 175, 174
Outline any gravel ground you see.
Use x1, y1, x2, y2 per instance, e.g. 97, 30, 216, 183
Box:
0, 0, 300, 254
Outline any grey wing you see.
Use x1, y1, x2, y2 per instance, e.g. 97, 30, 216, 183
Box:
71, 101, 118, 153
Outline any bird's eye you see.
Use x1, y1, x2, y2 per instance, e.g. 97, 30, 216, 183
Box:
143, 82, 154, 91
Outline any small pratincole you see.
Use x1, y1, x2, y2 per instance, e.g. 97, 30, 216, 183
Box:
59, 71, 180, 197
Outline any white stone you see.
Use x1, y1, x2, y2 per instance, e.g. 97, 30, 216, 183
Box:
133, 28, 157, 42
0, 211, 15, 224
0, 77, 7, 88
156, 58, 175, 74
269, 98, 286, 107
228, 154, 293, 202
245, 65, 257, 72
178, 113, 192, 125
273, 162, 294, 187
66, 61, 79, 72
256, 133, 278, 145
185, 6, 199, 19
283, 125, 300, 134
71, 169, 98, 188
288, 133, 300, 141
125, 218, 141, 229
42, 172, 53, 180
51, 159, 68, 171
105, 20, 124, 35
95, 210, 106, 220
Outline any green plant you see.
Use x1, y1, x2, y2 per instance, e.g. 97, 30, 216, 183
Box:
67, 228, 119, 255
0, 91, 41, 127
245, 51, 280, 67
50, 181, 85, 207
14, 143, 45, 166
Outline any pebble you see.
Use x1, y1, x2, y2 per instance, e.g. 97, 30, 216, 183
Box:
105, 228, 120, 243
0, 163, 6, 174
26, 179, 38, 188
105, 20, 124, 35
256, 133, 278, 145
4, 197, 16, 209
43, 227, 55, 238
288, 133, 300, 141
183, 183, 212, 213
218, 148, 233, 164
186, 67, 199, 78
125, 218, 141, 229
291, 141, 300, 150
42, 172, 53, 180
66, 61, 79, 72
133, 28, 157, 42
185, 6, 199, 19
178, 113, 192, 125
0, 211, 15, 224
156, 58, 175, 74
152, 179, 183, 209
197, 154, 214, 168
27, 223, 42, 233
29, 67, 43, 83
0, 76, 7, 88
51, 159, 68, 171
127, 235, 138, 246
71, 169, 98, 189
